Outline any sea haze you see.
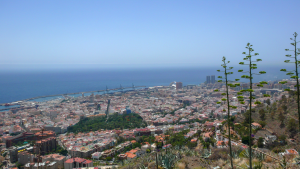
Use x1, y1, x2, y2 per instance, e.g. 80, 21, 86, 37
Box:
0, 66, 290, 104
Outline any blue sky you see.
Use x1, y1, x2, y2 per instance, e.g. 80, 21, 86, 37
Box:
0, 0, 299, 70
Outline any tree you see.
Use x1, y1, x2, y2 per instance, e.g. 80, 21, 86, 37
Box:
287, 118, 298, 137
238, 43, 269, 169
278, 112, 285, 127
215, 56, 240, 169
270, 111, 275, 120
257, 137, 264, 148
281, 105, 288, 114
259, 109, 266, 121
280, 32, 300, 133
266, 99, 271, 106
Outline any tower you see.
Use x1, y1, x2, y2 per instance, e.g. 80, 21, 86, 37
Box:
176, 82, 183, 89
211, 75, 215, 84
206, 76, 211, 84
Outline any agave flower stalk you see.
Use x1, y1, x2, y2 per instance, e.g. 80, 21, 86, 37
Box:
280, 32, 300, 131
238, 43, 269, 169
214, 56, 240, 169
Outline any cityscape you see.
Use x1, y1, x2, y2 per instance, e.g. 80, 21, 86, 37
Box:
1, 76, 300, 168
1, 0, 300, 169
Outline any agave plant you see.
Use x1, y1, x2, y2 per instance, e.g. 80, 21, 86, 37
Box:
137, 164, 148, 169
156, 151, 179, 169
295, 156, 300, 165
200, 149, 211, 158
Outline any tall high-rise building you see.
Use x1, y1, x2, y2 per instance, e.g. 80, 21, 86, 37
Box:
176, 82, 183, 89
211, 75, 215, 84
206, 76, 210, 84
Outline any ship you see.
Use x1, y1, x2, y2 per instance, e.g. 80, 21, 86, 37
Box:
5, 103, 10, 106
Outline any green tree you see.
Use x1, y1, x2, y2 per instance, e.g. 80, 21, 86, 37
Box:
257, 137, 264, 148
278, 111, 285, 127
280, 32, 300, 132
266, 99, 271, 106
238, 43, 269, 169
259, 109, 266, 121
215, 56, 240, 169
281, 105, 288, 114
287, 118, 298, 137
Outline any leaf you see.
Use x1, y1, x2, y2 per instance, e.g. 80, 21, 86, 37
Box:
221, 93, 226, 96
279, 81, 287, 84
280, 69, 286, 72
256, 59, 262, 61
235, 79, 240, 81
286, 72, 294, 75
240, 101, 245, 104
291, 76, 298, 79
221, 98, 227, 101
239, 62, 244, 65
254, 53, 259, 56
237, 96, 244, 99
217, 70, 220, 72
218, 76, 222, 78
247, 89, 254, 92
257, 84, 263, 87
284, 89, 290, 91
263, 94, 270, 97
285, 49, 289, 51
242, 52, 246, 54
254, 101, 261, 105
238, 70, 243, 72
284, 60, 290, 63
218, 80, 223, 82
259, 71, 266, 74
259, 81, 268, 84
237, 92, 243, 95
214, 89, 219, 92
216, 102, 221, 104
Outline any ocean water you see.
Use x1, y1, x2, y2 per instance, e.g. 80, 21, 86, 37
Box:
0, 66, 290, 104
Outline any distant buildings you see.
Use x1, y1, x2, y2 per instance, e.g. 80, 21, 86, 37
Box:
206, 76, 210, 84
64, 157, 93, 169
211, 75, 215, 84
176, 82, 182, 89
206, 75, 215, 84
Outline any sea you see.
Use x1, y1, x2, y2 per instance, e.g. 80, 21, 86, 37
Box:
0, 66, 291, 108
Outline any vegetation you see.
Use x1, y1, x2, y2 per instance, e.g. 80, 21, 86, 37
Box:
238, 43, 269, 169
280, 32, 300, 132
52, 145, 68, 156
68, 113, 146, 133
215, 56, 240, 169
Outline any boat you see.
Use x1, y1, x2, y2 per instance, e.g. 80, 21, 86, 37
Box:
5, 103, 10, 106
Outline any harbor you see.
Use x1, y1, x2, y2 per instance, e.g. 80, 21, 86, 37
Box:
0, 86, 146, 111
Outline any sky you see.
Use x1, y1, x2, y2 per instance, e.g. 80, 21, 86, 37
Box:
0, 0, 300, 71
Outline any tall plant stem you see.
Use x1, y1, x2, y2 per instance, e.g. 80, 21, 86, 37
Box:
249, 47, 253, 169
225, 67, 233, 168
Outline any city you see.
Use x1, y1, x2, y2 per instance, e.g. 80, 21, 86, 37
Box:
0, 76, 299, 168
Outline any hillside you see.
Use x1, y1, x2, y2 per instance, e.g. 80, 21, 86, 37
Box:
235, 91, 300, 150
67, 113, 147, 133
